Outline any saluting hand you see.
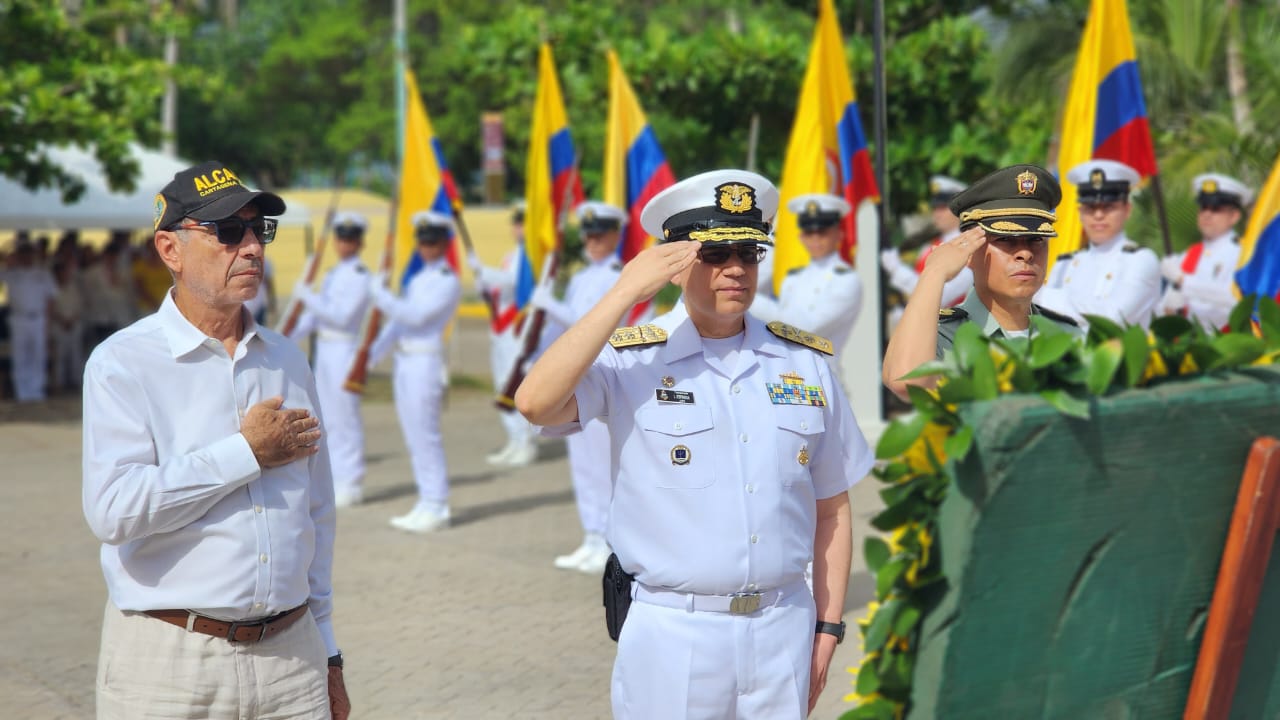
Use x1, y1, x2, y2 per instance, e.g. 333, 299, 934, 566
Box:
240, 396, 321, 468
923, 227, 987, 282
613, 240, 699, 304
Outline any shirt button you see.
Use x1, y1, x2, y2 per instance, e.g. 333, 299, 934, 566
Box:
259, 553, 268, 564
673, 422, 683, 431
750, 534, 759, 544
747, 583, 757, 591
745, 484, 754, 493
800, 421, 808, 431
740, 433, 749, 443
254, 505, 263, 513
254, 602, 264, 609
732, 385, 741, 394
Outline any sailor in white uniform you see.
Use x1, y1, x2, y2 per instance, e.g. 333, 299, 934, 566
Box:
369, 211, 461, 533
530, 201, 630, 574
289, 211, 372, 507
1035, 159, 1161, 329
881, 175, 973, 307
516, 170, 872, 719
1159, 174, 1252, 331
1, 239, 57, 402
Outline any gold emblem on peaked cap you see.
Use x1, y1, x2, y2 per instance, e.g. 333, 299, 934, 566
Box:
716, 182, 756, 214
1090, 169, 1105, 189
929, 179, 941, 194
1017, 171, 1037, 195
153, 194, 167, 230
804, 200, 819, 217
1203, 179, 1219, 193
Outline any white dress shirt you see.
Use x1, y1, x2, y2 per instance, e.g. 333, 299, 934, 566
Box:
1170, 231, 1241, 331
545, 311, 873, 594
1036, 233, 1162, 328
475, 247, 521, 316
295, 256, 370, 340
538, 256, 623, 330
82, 292, 338, 655
370, 258, 461, 356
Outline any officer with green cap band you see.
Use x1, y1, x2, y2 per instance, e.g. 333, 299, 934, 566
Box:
882, 164, 1082, 400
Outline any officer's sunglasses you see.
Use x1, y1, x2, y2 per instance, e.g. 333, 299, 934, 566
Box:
697, 245, 767, 266
172, 217, 278, 245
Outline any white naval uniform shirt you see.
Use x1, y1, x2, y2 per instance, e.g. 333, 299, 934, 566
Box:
1036, 233, 1161, 328
0, 265, 56, 320
370, 258, 461, 355
884, 229, 973, 306
1170, 232, 1241, 331
475, 247, 521, 321
297, 256, 370, 339
775, 254, 863, 357
546, 311, 874, 595
81, 292, 338, 655
540, 255, 623, 330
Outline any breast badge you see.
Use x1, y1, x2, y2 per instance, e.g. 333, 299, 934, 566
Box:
797, 445, 810, 466
766, 372, 827, 406
670, 445, 691, 466
661, 376, 675, 388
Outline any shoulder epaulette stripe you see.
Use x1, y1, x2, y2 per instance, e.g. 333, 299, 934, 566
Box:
766, 321, 833, 355
608, 324, 668, 349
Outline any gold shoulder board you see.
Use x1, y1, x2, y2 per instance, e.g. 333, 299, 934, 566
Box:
766, 321, 834, 356
608, 324, 668, 349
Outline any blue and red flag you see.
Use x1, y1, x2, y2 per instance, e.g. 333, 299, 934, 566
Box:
515, 43, 583, 314
603, 49, 676, 322
1236, 151, 1280, 304
774, 0, 879, 292
1053, 0, 1158, 270
397, 69, 461, 288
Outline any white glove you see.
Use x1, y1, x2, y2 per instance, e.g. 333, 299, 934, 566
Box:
1160, 288, 1187, 314
530, 282, 557, 310
1160, 255, 1184, 285
293, 279, 313, 302
466, 251, 483, 274
880, 248, 903, 272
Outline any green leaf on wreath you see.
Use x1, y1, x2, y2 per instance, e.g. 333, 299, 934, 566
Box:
1121, 325, 1149, 387
900, 360, 951, 380
876, 559, 909, 598
970, 344, 999, 400
893, 604, 921, 637
865, 597, 900, 648
1208, 333, 1266, 369
1039, 388, 1090, 418
1258, 296, 1280, 347
856, 659, 881, 696
1151, 314, 1195, 342
879, 478, 921, 507
864, 537, 890, 573
936, 375, 976, 404
943, 423, 974, 459
1084, 338, 1124, 395
839, 697, 897, 720
951, 323, 986, 371
871, 501, 918, 532
1029, 331, 1076, 369
1228, 294, 1257, 334
1082, 313, 1124, 342
876, 412, 928, 459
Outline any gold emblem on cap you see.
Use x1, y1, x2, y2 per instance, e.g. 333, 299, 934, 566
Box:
661, 376, 675, 388
929, 179, 941, 194
153, 194, 167, 230
1090, 169, 1105, 189
670, 444, 691, 466
804, 200, 819, 217
1016, 170, 1037, 195
1203, 179, 1219, 193
797, 444, 810, 466
716, 182, 756, 214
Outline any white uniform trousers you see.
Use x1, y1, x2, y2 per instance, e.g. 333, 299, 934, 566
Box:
313, 338, 364, 495
611, 579, 816, 720
50, 321, 84, 390
96, 602, 329, 720
9, 314, 47, 401
489, 329, 532, 446
393, 350, 449, 508
565, 418, 612, 535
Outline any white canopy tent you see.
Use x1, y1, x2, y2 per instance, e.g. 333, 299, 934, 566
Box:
0, 144, 311, 231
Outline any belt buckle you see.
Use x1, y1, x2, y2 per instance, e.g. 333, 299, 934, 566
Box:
225, 620, 268, 643
729, 592, 762, 615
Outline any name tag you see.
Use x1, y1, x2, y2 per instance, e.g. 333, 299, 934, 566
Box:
655, 389, 695, 405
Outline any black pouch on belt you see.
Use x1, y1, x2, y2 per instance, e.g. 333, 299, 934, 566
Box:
602, 552, 635, 642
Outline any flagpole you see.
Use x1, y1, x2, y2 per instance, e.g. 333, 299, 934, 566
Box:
872, 0, 891, 421
393, 0, 406, 174
1149, 174, 1174, 256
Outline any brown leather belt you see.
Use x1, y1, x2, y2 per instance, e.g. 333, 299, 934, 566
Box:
145, 604, 308, 644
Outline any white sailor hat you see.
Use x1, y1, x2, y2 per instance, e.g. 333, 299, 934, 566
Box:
640, 169, 778, 246
1192, 173, 1252, 209
410, 210, 456, 241
575, 201, 628, 234
1066, 159, 1140, 203
928, 175, 968, 205
332, 211, 368, 238
786, 193, 850, 231
511, 200, 527, 223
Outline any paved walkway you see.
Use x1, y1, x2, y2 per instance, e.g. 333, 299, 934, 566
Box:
0, 317, 884, 719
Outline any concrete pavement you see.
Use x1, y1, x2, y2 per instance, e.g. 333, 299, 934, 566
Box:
0, 316, 885, 719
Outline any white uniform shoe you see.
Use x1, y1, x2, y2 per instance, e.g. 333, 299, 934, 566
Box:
485, 444, 514, 465
554, 537, 594, 570
500, 441, 536, 467
390, 506, 451, 533
334, 489, 363, 508
575, 540, 612, 574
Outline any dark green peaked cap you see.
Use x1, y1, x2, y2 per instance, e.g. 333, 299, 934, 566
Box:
949, 164, 1062, 238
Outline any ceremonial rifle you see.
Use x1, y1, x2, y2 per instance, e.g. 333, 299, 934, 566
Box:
453, 208, 498, 323
343, 193, 399, 394
276, 188, 341, 337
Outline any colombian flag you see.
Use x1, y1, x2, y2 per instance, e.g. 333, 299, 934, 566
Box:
603, 49, 676, 323
396, 69, 462, 289
1052, 0, 1158, 271
1236, 151, 1280, 303
774, 0, 878, 293
516, 43, 583, 313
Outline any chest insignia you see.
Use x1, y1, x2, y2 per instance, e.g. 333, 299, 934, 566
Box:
670, 444, 691, 466
656, 388, 695, 405
766, 371, 827, 406
661, 375, 675, 388
797, 445, 810, 466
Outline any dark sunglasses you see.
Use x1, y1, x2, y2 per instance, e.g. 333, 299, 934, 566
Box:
173, 217, 277, 245
698, 245, 766, 266
1199, 203, 1237, 213
415, 231, 450, 245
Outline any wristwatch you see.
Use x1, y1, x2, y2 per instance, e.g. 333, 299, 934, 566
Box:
327, 652, 344, 669
816, 620, 846, 644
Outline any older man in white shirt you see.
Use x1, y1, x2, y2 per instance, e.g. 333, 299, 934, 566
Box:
82, 161, 348, 720
289, 211, 373, 507
1159, 174, 1252, 331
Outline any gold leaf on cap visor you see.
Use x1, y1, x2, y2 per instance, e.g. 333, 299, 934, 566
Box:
687, 226, 772, 244
958, 207, 1058, 223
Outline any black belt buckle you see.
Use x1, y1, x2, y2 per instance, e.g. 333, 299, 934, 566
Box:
226, 619, 268, 643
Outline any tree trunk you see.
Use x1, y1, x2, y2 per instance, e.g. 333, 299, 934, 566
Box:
1225, 0, 1253, 133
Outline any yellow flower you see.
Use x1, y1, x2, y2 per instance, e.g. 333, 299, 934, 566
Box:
857, 600, 880, 629
1254, 349, 1280, 366
903, 421, 949, 473
917, 525, 933, 568
1178, 352, 1199, 375
1141, 348, 1168, 383
989, 347, 1015, 394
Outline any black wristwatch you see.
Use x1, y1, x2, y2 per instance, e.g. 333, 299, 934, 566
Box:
327, 652, 344, 669
816, 620, 846, 644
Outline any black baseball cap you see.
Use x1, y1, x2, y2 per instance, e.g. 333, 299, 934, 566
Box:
154, 161, 286, 231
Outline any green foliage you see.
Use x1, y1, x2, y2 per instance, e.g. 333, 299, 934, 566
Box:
0, 0, 170, 200
840, 295, 1280, 720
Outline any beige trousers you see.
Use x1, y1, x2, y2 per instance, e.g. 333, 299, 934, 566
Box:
96, 602, 330, 720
